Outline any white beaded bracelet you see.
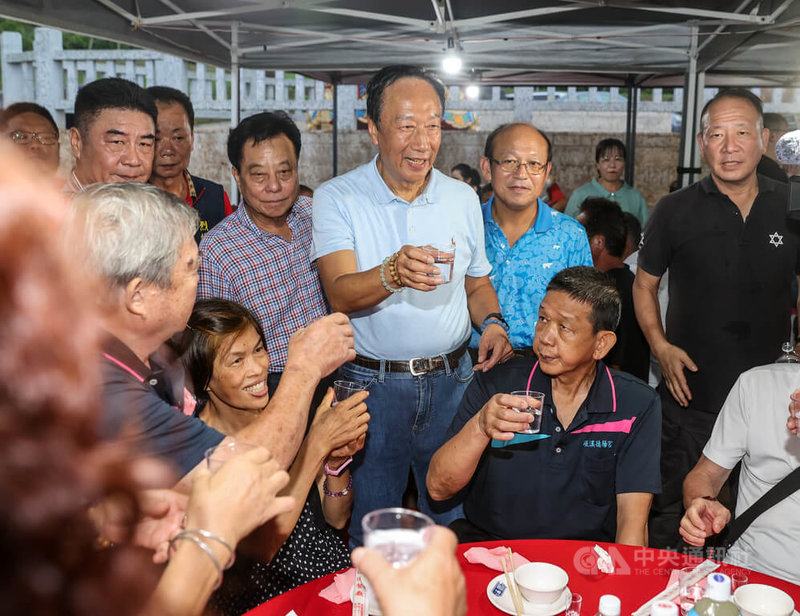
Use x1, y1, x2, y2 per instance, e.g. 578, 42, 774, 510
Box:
380, 255, 404, 294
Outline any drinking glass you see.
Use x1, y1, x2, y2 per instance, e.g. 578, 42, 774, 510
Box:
730, 572, 748, 592
510, 390, 545, 434
204, 441, 259, 473
567, 593, 583, 616
423, 239, 456, 284
333, 379, 364, 405
360, 508, 434, 610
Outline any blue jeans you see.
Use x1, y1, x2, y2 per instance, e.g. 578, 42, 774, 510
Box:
340, 351, 474, 547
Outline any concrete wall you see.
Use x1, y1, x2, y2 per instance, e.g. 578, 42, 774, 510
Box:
57, 125, 681, 211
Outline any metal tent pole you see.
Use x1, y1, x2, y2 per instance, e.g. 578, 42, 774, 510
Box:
332, 74, 339, 177
678, 25, 700, 188
624, 75, 639, 186
230, 21, 240, 205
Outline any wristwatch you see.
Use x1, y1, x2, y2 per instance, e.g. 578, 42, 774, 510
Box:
324, 456, 353, 477
482, 312, 509, 333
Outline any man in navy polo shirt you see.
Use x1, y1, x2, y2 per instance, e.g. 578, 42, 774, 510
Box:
428, 266, 661, 545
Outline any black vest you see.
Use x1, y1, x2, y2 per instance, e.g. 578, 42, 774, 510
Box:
190, 173, 229, 243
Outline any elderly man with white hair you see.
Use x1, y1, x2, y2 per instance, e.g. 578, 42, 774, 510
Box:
67, 182, 355, 477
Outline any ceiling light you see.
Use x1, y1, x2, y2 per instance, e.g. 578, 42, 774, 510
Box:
442, 54, 462, 74
442, 36, 462, 74
466, 84, 480, 99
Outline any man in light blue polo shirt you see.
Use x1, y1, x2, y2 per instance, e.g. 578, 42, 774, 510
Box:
471, 123, 592, 355
312, 65, 512, 546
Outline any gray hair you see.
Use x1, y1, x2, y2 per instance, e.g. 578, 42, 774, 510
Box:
69, 182, 199, 289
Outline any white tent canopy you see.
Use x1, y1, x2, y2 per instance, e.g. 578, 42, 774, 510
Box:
1, 0, 800, 87
3, 0, 799, 183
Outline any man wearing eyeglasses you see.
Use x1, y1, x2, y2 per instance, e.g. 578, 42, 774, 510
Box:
472, 123, 592, 358
1, 102, 60, 175
65, 77, 157, 195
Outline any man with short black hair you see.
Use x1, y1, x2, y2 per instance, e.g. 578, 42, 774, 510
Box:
66, 77, 157, 193
198, 112, 328, 397
634, 88, 800, 549
313, 65, 512, 546
428, 266, 661, 545
577, 198, 649, 381
147, 86, 233, 243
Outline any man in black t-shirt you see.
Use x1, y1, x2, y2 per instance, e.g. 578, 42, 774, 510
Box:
427, 267, 661, 545
634, 89, 800, 550
577, 198, 650, 382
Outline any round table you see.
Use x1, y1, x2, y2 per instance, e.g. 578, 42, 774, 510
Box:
246, 539, 800, 615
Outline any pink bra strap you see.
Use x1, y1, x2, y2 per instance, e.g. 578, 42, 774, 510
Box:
103, 353, 145, 383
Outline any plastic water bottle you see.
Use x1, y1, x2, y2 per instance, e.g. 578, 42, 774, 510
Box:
775, 342, 800, 363
687, 573, 740, 616
595, 595, 622, 616
652, 601, 679, 616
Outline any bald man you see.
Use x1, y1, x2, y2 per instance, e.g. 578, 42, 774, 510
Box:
470, 123, 592, 357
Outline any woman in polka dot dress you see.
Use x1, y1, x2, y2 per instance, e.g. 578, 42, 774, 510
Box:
183, 299, 370, 615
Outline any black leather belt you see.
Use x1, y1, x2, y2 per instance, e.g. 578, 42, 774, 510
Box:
352, 342, 469, 375
512, 347, 537, 358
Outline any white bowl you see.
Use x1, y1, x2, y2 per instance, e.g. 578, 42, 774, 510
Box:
514, 562, 569, 605
734, 584, 795, 616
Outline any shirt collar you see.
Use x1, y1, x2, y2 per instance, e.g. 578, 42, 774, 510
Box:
483, 196, 554, 234
368, 154, 437, 206
101, 333, 155, 381
184, 169, 198, 204
238, 196, 299, 236
527, 359, 615, 416
63, 169, 83, 196
700, 172, 779, 198
591, 177, 627, 197
699, 174, 720, 196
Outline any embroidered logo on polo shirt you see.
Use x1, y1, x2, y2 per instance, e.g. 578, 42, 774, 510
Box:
769, 232, 784, 247
582, 439, 614, 448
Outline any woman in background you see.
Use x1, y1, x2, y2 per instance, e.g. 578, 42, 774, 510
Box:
565, 137, 649, 224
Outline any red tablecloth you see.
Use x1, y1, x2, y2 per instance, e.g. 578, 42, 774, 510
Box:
246, 540, 800, 615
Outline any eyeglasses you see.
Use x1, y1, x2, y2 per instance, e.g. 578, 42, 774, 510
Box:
8, 130, 59, 146
490, 158, 548, 175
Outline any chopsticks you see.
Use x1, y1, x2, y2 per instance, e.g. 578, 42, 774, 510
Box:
502, 548, 525, 616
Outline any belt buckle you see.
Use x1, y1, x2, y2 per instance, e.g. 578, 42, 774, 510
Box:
409, 356, 432, 376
